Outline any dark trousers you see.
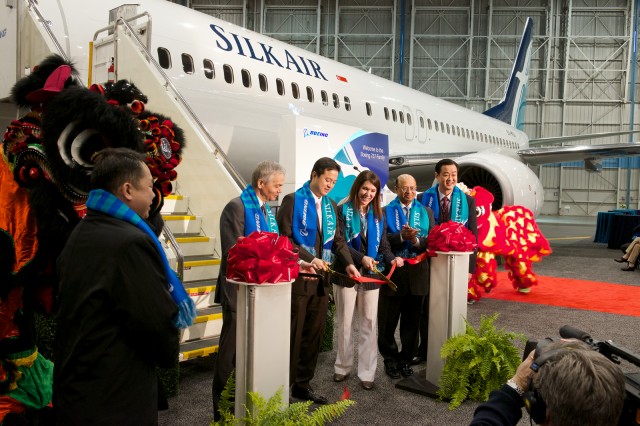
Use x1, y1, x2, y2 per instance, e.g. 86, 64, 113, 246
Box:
377, 293, 423, 365
290, 292, 329, 390
212, 303, 236, 415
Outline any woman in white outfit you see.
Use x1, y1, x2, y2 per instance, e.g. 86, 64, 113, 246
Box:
332, 171, 404, 390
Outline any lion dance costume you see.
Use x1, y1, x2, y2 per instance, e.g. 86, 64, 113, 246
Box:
0, 55, 185, 423
467, 186, 551, 302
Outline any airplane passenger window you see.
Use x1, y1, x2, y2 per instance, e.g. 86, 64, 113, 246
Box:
399, 111, 404, 124
259, 74, 268, 92
426, 118, 431, 129
466, 129, 470, 139
203, 59, 215, 80
157, 47, 171, 69
321, 91, 328, 106
241, 69, 251, 88
446, 123, 450, 134
471, 131, 475, 140
333, 93, 340, 108
306, 86, 314, 102
384, 107, 390, 120
456, 126, 460, 136
392, 109, 397, 122
276, 78, 285, 96
407, 114, 412, 126
420, 117, 425, 129
292, 83, 300, 99
344, 96, 351, 111
223, 64, 234, 84
366, 102, 372, 116
434, 121, 439, 131
181, 54, 194, 74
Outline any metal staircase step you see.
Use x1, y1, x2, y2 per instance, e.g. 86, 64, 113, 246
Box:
185, 279, 217, 310
164, 215, 201, 234
179, 336, 220, 362
161, 194, 189, 215
175, 235, 215, 257
180, 306, 223, 343
184, 255, 220, 282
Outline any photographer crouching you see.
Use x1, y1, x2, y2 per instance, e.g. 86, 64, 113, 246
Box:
470, 340, 627, 426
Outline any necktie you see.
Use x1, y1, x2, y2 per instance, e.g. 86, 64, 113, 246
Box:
316, 200, 322, 225
441, 197, 450, 223
403, 206, 409, 219
261, 204, 267, 217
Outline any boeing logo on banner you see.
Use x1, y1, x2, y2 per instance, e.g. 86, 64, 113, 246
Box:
0, 29, 7, 39
303, 128, 329, 138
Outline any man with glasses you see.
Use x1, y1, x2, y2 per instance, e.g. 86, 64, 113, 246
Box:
378, 174, 434, 379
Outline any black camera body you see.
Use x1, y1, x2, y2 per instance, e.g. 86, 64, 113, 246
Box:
523, 325, 640, 426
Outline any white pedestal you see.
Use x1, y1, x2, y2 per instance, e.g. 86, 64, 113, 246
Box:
425, 251, 470, 385
233, 280, 292, 418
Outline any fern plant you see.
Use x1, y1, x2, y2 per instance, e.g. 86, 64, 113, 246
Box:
213, 373, 355, 425
437, 313, 525, 410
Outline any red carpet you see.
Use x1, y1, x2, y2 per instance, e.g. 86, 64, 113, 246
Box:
483, 272, 640, 317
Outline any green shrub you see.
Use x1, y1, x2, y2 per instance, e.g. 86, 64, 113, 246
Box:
214, 373, 354, 425
437, 313, 525, 409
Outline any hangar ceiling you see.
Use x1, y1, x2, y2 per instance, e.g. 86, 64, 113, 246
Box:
186, 0, 640, 216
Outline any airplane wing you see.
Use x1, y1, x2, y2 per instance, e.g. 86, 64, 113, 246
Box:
517, 142, 640, 167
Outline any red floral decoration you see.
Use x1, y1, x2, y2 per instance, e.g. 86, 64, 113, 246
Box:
140, 116, 183, 196
226, 231, 299, 284
427, 221, 477, 252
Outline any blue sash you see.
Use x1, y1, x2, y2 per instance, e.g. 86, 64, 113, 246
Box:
240, 184, 278, 235
386, 197, 430, 258
86, 189, 196, 329
341, 201, 383, 263
292, 181, 336, 263
420, 184, 469, 225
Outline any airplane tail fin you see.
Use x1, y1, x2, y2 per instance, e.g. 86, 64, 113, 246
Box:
482, 17, 533, 131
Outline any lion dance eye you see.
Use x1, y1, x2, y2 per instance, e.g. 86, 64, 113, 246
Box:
475, 206, 485, 217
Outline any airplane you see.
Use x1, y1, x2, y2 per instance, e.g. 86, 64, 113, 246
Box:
3, 0, 640, 218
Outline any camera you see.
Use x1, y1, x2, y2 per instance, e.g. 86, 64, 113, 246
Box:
524, 325, 640, 426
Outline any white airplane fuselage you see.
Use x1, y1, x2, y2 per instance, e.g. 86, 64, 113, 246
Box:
9, 0, 542, 212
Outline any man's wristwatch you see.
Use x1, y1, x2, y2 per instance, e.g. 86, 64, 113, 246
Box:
506, 379, 525, 397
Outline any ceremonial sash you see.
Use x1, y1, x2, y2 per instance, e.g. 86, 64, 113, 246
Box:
341, 201, 383, 266
420, 184, 469, 225
86, 189, 196, 329
386, 197, 430, 258
292, 181, 336, 263
239, 184, 278, 235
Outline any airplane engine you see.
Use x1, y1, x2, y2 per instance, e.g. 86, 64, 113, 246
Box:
456, 152, 544, 216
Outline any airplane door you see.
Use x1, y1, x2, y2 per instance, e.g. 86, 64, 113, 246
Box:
416, 109, 427, 144
403, 106, 414, 141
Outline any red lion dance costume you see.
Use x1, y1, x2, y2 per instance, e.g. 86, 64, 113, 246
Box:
467, 186, 552, 302
0, 55, 184, 424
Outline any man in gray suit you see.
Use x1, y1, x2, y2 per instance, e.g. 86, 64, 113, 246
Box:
212, 161, 286, 419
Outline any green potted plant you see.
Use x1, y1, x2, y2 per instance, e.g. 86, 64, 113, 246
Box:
437, 313, 525, 409
213, 373, 354, 425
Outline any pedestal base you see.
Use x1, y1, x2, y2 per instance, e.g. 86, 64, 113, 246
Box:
394, 370, 440, 398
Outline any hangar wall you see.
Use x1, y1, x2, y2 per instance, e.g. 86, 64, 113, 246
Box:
183, 0, 640, 217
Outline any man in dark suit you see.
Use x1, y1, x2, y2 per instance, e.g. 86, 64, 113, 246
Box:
414, 158, 478, 364
277, 157, 359, 404
378, 174, 434, 379
212, 160, 286, 419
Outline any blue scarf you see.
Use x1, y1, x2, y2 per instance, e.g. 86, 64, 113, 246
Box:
240, 184, 278, 235
420, 184, 469, 225
292, 181, 336, 263
386, 197, 431, 258
341, 201, 383, 267
86, 189, 196, 329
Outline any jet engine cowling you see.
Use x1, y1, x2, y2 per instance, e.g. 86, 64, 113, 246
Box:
456, 152, 543, 216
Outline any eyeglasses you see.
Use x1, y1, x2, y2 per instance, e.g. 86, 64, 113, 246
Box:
398, 186, 416, 193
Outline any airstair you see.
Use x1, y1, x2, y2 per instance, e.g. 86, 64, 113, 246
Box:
7, 1, 244, 362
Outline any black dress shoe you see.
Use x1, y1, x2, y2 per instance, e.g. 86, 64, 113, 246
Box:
384, 363, 401, 379
333, 373, 349, 382
622, 265, 636, 271
614, 257, 626, 263
360, 380, 374, 390
399, 363, 414, 377
410, 356, 423, 365
291, 386, 329, 404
